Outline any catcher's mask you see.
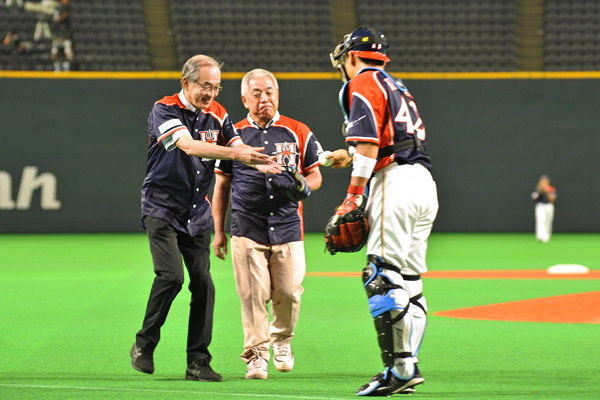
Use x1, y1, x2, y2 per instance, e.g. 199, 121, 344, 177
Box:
330, 26, 390, 83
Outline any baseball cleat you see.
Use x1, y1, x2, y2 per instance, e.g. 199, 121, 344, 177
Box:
272, 343, 294, 372
357, 366, 423, 396
130, 343, 154, 374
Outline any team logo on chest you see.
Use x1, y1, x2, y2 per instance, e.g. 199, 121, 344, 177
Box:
199, 129, 219, 143
275, 142, 298, 166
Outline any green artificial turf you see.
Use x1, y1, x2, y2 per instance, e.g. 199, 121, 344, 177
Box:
0, 233, 599, 399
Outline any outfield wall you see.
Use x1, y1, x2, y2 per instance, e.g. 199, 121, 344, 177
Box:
1, 72, 599, 233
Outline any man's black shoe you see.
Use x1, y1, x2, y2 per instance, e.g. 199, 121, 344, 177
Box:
357, 365, 424, 396
130, 343, 154, 374
185, 359, 223, 382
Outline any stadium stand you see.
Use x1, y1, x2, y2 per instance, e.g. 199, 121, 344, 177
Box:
0, 0, 152, 71
70, 0, 151, 71
167, 0, 334, 72
544, 0, 600, 71
4, 1, 600, 72
356, 0, 519, 72
1, 3, 54, 71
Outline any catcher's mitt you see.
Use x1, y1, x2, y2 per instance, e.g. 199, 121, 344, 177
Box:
324, 190, 369, 254
270, 166, 311, 202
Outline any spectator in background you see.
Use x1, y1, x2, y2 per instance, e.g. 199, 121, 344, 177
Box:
2, 30, 42, 57
531, 175, 556, 242
54, 0, 71, 36
51, 35, 73, 71
2, 30, 21, 54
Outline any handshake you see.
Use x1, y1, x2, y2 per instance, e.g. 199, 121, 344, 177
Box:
270, 166, 311, 202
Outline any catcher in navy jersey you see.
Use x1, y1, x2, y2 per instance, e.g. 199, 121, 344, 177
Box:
212, 69, 323, 380
324, 27, 439, 396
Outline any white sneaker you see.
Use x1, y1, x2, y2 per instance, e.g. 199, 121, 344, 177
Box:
245, 355, 268, 379
272, 343, 294, 372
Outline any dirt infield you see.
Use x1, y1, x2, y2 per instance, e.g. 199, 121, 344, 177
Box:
434, 291, 600, 324
306, 270, 600, 324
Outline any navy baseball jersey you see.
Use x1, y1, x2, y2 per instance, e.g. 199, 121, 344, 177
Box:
215, 112, 322, 245
340, 67, 432, 172
534, 185, 556, 204
142, 90, 241, 236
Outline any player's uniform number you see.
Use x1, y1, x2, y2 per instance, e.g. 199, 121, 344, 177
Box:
395, 96, 426, 141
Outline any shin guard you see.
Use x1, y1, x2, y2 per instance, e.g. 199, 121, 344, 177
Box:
363, 256, 413, 369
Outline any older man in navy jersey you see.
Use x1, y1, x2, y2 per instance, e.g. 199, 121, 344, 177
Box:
212, 69, 323, 380
131, 55, 275, 382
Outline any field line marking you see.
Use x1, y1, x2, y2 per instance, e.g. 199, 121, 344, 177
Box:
0, 383, 350, 400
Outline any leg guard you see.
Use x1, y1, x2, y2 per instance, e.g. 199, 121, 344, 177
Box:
403, 277, 428, 359
363, 255, 413, 369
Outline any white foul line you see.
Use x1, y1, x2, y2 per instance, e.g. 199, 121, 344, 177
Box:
0, 383, 352, 400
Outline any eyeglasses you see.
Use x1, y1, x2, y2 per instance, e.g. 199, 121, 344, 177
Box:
192, 80, 223, 94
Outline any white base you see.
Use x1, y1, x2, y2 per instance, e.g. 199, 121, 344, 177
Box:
547, 264, 589, 274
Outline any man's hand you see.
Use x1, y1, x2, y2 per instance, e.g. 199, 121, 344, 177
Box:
329, 149, 353, 169
256, 160, 284, 174
233, 144, 274, 165
212, 231, 228, 260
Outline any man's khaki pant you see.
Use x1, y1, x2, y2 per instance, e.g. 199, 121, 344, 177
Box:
231, 236, 305, 363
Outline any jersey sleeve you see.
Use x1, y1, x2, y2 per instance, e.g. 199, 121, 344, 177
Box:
344, 72, 386, 145
220, 113, 243, 147
214, 159, 233, 176
151, 103, 190, 152
303, 132, 323, 171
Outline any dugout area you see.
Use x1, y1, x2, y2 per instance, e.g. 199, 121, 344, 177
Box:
0, 232, 598, 400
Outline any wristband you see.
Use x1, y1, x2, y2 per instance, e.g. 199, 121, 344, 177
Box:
347, 185, 364, 196
351, 152, 377, 179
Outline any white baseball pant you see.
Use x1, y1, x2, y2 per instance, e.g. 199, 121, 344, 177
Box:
535, 203, 554, 242
365, 162, 438, 356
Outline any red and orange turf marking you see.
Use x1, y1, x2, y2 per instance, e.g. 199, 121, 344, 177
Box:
435, 291, 600, 324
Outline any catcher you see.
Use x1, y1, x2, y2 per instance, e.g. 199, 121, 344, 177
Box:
324, 27, 439, 396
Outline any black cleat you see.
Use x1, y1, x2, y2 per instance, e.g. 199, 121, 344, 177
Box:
130, 343, 154, 374
357, 366, 423, 396
185, 359, 223, 382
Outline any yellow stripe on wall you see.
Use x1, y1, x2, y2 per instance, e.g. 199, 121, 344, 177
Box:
3, 70, 600, 80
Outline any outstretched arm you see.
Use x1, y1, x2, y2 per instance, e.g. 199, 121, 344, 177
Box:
176, 134, 273, 165
327, 148, 353, 169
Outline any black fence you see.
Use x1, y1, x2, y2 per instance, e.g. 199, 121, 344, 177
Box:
1, 75, 598, 233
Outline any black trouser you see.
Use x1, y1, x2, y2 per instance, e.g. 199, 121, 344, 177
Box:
136, 216, 214, 365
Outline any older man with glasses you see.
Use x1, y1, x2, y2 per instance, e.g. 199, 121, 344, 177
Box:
131, 55, 277, 382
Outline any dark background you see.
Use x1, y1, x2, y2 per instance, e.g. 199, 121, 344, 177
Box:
1, 76, 598, 233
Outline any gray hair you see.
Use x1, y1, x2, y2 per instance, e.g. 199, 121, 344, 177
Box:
241, 68, 279, 95
181, 55, 223, 87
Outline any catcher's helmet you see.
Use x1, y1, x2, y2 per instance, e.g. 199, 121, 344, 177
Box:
331, 26, 390, 62
330, 26, 389, 82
